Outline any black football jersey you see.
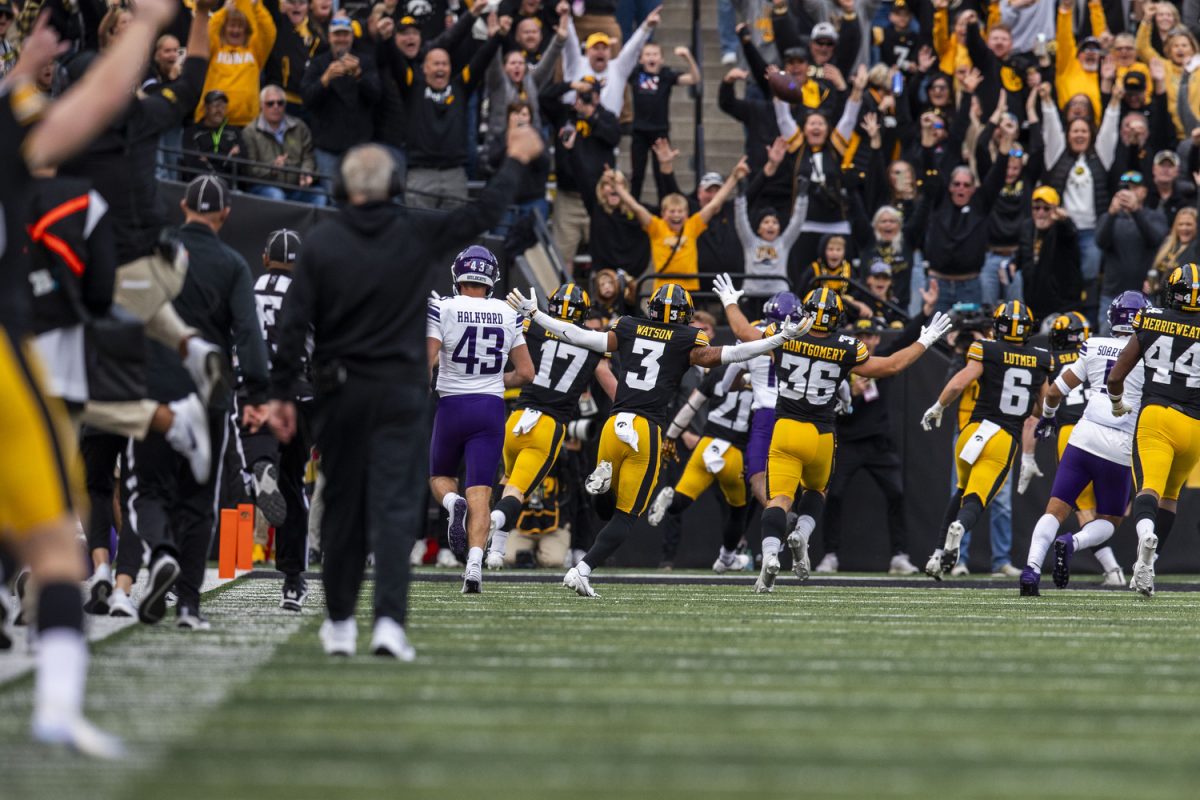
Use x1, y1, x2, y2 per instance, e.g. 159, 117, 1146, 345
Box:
611, 315, 708, 426
768, 326, 869, 432
966, 339, 1055, 435
1133, 307, 1200, 418
517, 318, 606, 423
1053, 349, 1087, 426
698, 366, 753, 449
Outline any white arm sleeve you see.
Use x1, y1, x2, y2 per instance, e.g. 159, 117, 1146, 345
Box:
721, 332, 788, 364
530, 310, 610, 353
835, 95, 862, 143
1041, 98, 1065, 169
666, 388, 706, 439
562, 17, 583, 84
1095, 103, 1120, 171
774, 97, 800, 142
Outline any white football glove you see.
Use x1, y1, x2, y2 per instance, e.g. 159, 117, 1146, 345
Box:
920, 402, 945, 431
1110, 393, 1133, 417
506, 287, 538, 319
1017, 452, 1043, 495
712, 272, 744, 307
779, 313, 814, 341
917, 311, 953, 349
835, 380, 853, 415
429, 289, 445, 302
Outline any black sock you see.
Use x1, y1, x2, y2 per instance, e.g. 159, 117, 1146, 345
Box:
723, 504, 749, 551
37, 581, 83, 633
956, 494, 984, 534
583, 511, 637, 568
1156, 507, 1177, 552
1132, 493, 1159, 528
495, 495, 524, 531
941, 489, 964, 537
595, 492, 616, 522
797, 490, 825, 527
668, 493, 693, 516
761, 506, 788, 542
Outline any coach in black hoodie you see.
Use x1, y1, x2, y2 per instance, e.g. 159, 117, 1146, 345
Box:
265, 127, 545, 658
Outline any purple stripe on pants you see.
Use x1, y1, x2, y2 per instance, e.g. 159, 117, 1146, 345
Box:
430, 394, 506, 488
746, 408, 776, 477
1051, 444, 1132, 517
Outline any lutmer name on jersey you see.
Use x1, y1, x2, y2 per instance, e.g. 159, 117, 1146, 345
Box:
457, 310, 506, 324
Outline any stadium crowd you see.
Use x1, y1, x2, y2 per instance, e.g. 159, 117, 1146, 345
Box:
2, 0, 1200, 760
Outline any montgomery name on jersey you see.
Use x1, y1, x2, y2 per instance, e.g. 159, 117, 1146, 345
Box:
427, 294, 525, 397
767, 324, 869, 431
965, 339, 1055, 434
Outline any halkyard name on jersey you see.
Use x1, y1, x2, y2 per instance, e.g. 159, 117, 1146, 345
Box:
456, 310, 506, 325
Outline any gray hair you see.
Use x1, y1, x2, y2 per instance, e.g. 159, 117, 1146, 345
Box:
340, 144, 395, 203
950, 165, 977, 186
260, 84, 286, 103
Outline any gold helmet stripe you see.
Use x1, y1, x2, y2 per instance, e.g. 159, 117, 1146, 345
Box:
664, 284, 675, 322
1190, 263, 1200, 309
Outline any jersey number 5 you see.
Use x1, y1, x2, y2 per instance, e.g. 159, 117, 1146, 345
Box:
626, 339, 665, 390
451, 326, 505, 375
1144, 337, 1200, 388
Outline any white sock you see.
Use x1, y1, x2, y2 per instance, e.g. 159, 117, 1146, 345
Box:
442, 492, 462, 515
762, 536, 782, 559
576, 560, 592, 577
467, 547, 483, 567
1025, 514, 1060, 573
34, 629, 87, 727
718, 547, 736, 563
488, 511, 509, 554
92, 562, 111, 583
1136, 518, 1156, 540
792, 515, 815, 542
1094, 546, 1120, 574
1072, 519, 1115, 551
930, 548, 944, 559
1136, 526, 1158, 566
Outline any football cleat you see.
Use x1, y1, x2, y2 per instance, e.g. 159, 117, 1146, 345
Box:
107, 588, 136, 618
1130, 563, 1155, 597
991, 563, 1022, 578
949, 563, 971, 577
84, 564, 113, 616
753, 554, 780, 593
138, 554, 180, 625
563, 567, 599, 598
410, 538, 427, 566
14, 568, 30, 626
280, 575, 307, 612
1100, 567, 1126, 587
1019, 567, 1041, 597
647, 487, 674, 527
485, 551, 505, 570
0, 587, 15, 650
32, 716, 126, 760
814, 552, 838, 574
1052, 534, 1075, 589
461, 563, 482, 594
176, 606, 211, 631
888, 553, 919, 575
585, 460, 613, 495
446, 496, 468, 558
712, 553, 751, 574
435, 548, 461, 568
941, 521, 965, 574
319, 618, 357, 656
787, 532, 811, 581
252, 460, 287, 527
924, 551, 944, 581
370, 617, 416, 661
183, 337, 232, 407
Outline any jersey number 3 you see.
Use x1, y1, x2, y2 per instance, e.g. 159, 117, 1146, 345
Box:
626, 339, 665, 390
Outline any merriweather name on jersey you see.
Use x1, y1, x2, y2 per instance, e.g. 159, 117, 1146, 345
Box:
427, 295, 525, 397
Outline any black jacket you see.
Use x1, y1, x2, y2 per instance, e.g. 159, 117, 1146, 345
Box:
271, 158, 524, 397
60, 55, 208, 263
148, 222, 269, 406
1017, 218, 1082, 319
180, 121, 243, 180
836, 311, 928, 443
300, 50, 381, 154
263, 0, 327, 105
540, 82, 621, 194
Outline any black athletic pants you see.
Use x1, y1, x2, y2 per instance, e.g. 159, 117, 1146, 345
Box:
821, 435, 908, 557
129, 408, 228, 610
239, 404, 310, 578
629, 128, 668, 201
80, 428, 144, 579
314, 374, 427, 624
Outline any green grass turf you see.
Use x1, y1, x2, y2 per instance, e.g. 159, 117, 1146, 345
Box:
4, 578, 1200, 799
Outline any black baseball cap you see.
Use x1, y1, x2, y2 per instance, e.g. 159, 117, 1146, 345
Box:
782, 45, 810, 62
1124, 70, 1147, 90
0, 2, 16, 17
265, 229, 302, 264
204, 89, 229, 105
184, 175, 231, 213
1079, 36, 1104, 52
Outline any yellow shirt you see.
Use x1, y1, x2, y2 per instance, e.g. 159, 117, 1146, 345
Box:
1054, 2, 1108, 122
195, 0, 277, 127
646, 215, 707, 291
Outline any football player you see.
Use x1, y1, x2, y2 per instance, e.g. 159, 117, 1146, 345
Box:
427, 246, 534, 593
485, 283, 617, 569
1020, 297, 1151, 595
714, 274, 952, 593
506, 282, 807, 597
1107, 265, 1200, 597
647, 361, 756, 574
921, 301, 1055, 579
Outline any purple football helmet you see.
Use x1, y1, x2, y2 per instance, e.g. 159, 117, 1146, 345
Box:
450, 245, 500, 296
762, 291, 800, 324
1107, 290, 1151, 334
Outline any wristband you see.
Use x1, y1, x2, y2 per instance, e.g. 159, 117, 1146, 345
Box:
1053, 375, 1073, 396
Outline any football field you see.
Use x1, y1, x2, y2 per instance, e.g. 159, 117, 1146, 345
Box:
3, 571, 1200, 799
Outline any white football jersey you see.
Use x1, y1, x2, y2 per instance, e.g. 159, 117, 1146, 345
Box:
427, 294, 525, 397
1065, 335, 1145, 462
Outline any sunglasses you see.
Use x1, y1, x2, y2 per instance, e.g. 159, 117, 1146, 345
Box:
813, 39, 835, 46
1008, 147, 1025, 158
1120, 172, 1144, 185
264, 99, 286, 107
